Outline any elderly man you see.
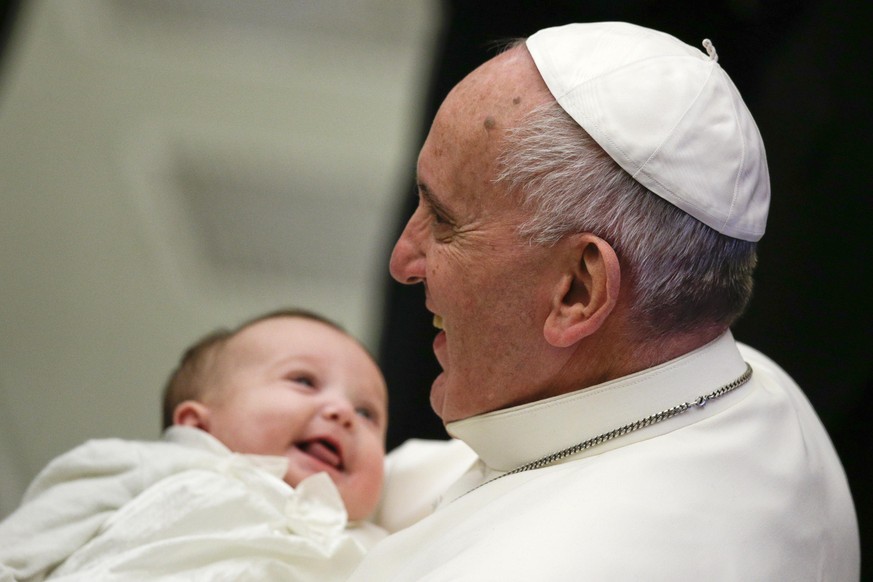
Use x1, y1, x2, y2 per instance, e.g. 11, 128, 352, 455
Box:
354, 22, 859, 580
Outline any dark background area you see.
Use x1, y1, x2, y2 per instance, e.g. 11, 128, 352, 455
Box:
376, 1, 872, 578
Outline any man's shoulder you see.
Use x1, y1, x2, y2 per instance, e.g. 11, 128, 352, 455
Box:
735, 340, 779, 369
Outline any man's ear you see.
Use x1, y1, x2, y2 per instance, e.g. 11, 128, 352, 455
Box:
172, 400, 211, 430
543, 234, 621, 348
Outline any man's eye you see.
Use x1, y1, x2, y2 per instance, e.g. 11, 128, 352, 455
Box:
431, 211, 450, 225
429, 213, 456, 242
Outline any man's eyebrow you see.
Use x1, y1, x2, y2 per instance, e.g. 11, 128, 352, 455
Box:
417, 180, 453, 218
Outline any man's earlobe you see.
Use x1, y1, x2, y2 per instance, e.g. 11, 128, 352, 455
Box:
543, 235, 621, 348
172, 400, 210, 430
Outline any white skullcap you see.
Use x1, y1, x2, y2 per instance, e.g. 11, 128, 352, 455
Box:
526, 22, 770, 241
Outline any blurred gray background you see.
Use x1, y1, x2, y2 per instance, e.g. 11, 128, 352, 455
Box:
0, 0, 442, 516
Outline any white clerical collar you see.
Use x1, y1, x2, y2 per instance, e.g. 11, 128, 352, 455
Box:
445, 331, 750, 472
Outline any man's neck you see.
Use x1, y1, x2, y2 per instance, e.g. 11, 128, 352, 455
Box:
549, 323, 729, 396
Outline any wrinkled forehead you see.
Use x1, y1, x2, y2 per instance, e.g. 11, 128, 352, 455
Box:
435, 45, 551, 146
419, 46, 553, 212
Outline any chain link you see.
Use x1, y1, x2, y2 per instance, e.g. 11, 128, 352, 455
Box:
459, 363, 753, 498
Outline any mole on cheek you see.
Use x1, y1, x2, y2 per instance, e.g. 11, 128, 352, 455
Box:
483, 116, 496, 130
513, 97, 521, 105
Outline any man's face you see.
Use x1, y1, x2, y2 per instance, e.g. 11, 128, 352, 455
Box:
389, 47, 563, 423
202, 317, 387, 521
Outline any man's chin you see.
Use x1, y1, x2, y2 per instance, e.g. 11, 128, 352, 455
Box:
429, 372, 449, 422
430, 373, 473, 424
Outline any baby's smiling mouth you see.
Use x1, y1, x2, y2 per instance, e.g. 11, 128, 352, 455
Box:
298, 438, 343, 471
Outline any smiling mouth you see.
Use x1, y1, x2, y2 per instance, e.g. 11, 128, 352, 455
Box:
433, 314, 444, 330
298, 438, 344, 471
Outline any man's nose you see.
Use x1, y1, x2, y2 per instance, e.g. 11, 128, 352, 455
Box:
389, 207, 427, 285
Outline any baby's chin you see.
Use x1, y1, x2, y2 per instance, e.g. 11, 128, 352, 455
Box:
283, 448, 382, 521
340, 476, 385, 522
343, 497, 376, 522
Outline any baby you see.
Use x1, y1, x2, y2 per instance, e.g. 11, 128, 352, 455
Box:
0, 309, 388, 581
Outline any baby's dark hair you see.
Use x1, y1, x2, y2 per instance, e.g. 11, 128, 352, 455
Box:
160, 308, 345, 430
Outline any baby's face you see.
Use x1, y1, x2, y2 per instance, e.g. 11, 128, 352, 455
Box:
202, 316, 387, 521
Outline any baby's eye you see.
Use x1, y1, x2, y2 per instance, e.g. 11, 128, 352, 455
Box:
287, 375, 315, 388
355, 406, 376, 422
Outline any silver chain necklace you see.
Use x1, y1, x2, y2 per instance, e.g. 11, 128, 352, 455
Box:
461, 363, 753, 498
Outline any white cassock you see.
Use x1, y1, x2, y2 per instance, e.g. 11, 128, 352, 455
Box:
355, 332, 859, 581
0, 426, 384, 582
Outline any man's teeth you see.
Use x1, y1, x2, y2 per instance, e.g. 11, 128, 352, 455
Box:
433, 315, 444, 330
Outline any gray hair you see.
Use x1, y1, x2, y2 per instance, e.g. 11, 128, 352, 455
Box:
496, 101, 758, 338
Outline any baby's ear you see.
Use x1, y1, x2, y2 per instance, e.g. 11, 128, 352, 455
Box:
172, 400, 210, 430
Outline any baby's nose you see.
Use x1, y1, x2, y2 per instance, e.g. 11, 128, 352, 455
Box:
322, 399, 354, 428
